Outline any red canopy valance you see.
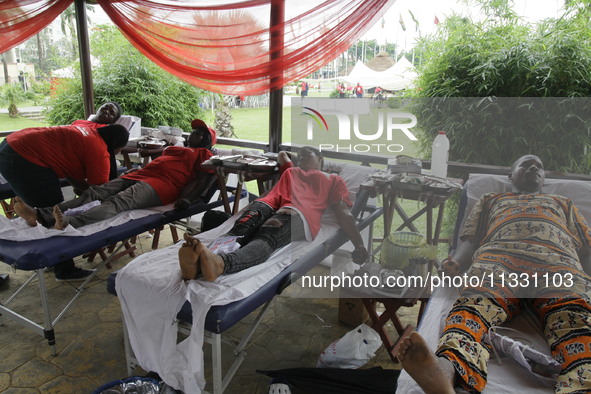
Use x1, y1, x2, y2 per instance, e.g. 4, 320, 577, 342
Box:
1, 0, 394, 95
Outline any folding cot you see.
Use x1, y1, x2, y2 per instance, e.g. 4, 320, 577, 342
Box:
0, 179, 248, 355
396, 173, 591, 393
107, 161, 383, 394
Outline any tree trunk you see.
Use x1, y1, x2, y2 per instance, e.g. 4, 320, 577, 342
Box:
36, 33, 44, 74
1, 55, 8, 84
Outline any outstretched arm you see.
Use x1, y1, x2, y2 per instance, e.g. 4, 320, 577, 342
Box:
441, 235, 480, 275
332, 201, 369, 264
66, 177, 90, 196
174, 172, 214, 210
578, 246, 591, 276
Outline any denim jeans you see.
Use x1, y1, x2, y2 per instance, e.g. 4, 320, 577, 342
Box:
222, 201, 305, 274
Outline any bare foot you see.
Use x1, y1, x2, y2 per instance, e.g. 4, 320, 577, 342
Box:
198, 243, 225, 282
398, 331, 456, 394
13, 197, 37, 227
178, 233, 203, 280
52, 206, 68, 230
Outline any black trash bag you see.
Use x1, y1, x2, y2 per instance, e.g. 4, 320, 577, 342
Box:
201, 210, 231, 232
257, 366, 400, 394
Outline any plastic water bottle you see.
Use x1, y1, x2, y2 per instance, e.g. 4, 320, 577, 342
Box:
431, 131, 450, 178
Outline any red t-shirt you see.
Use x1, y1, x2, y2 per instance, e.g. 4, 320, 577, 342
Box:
71, 119, 106, 130
122, 146, 212, 205
258, 163, 352, 238
7, 125, 111, 185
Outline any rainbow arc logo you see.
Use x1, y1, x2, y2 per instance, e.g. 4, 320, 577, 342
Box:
302, 107, 328, 132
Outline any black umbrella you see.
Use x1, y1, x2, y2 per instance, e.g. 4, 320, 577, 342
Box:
257, 366, 400, 394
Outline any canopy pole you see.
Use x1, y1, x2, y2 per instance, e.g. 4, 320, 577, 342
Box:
75, 0, 94, 118
268, 0, 285, 153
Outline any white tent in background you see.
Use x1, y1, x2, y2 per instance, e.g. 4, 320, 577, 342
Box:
343, 60, 380, 87
380, 57, 417, 91
342, 56, 417, 91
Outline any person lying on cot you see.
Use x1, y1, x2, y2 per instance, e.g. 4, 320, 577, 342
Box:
397, 154, 591, 394
178, 146, 370, 282
14, 119, 217, 230
72, 101, 123, 128
71, 101, 124, 181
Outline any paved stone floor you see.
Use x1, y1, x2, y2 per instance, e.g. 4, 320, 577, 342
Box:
0, 228, 420, 394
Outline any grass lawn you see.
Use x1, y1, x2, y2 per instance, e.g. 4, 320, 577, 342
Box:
226, 106, 292, 143
0, 113, 48, 132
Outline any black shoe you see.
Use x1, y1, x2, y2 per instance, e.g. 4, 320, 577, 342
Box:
55, 267, 96, 282
0, 273, 9, 289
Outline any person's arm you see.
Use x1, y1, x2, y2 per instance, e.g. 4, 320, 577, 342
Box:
578, 246, 591, 276
67, 177, 90, 195
332, 201, 369, 264
174, 172, 214, 210
440, 235, 480, 276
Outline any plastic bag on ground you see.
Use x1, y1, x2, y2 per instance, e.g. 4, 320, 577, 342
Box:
317, 324, 382, 368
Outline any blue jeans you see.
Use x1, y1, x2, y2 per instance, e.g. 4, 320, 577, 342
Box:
221, 201, 305, 274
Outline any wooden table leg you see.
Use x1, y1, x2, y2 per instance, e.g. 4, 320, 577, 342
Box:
216, 174, 231, 214
362, 298, 415, 363
426, 204, 433, 244
433, 203, 446, 245
232, 181, 243, 215
1, 198, 15, 219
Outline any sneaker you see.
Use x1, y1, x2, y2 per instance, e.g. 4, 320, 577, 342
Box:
269, 383, 291, 394
55, 267, 96, 282
269, 378, 291, 394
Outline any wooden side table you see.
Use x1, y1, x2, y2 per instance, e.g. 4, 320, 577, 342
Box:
361, 179, 461, 246
355, 178, 461, 363
201, 163, 280, 215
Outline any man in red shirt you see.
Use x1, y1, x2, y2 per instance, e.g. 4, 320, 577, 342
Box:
0, 122, 129, 281
0, 123, 129, 208
301, 81, 309, 97
355, 83, 364, 98
178, 146, 369, 282
14, 120, 216, 230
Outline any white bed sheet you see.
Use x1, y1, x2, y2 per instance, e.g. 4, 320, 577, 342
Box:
0, 203, 174, 241
396, 286, 553, 394
396, 174, 591, 393
115, 162, 377, 393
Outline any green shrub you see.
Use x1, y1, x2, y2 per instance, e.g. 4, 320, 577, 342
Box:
0, 84, 26, 117
409, 0, 591, 174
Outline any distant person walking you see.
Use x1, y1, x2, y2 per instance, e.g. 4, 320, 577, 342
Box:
337, 83, 346, 98
355, 83, 364, 98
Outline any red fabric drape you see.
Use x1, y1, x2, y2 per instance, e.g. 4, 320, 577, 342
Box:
1, 0, 395, 95
97, 0, 394, 94
0, 0, 73, 54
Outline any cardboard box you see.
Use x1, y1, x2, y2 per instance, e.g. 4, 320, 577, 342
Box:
338, 297, 369, 327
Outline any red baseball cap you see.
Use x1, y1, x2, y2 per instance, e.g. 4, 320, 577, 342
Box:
191, 119, 217, 146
